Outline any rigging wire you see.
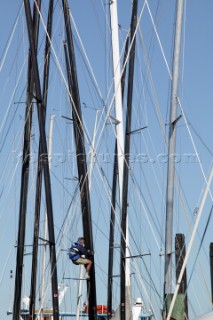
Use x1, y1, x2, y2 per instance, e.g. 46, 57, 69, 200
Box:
177, 97, 213, 202
68, 8, 105, 106
186, 205, 213, 303
137, 23, 166, 142
145, 0, 172, 80
0, 3, 24, 73
91, 0, 107, 49
181, 0, 187, 98
188, 121, 213, 158
0, 247, 13, 288
0, 55, 28, 141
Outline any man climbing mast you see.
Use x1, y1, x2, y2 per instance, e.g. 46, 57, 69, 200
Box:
69, 237, 93, 279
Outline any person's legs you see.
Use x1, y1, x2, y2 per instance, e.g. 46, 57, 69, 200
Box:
86, 259, 92, 273
74, 258, 92, 278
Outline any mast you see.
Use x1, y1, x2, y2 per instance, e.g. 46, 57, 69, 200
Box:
108, 2, 132, 316
40, 115, 55, 317
107, 36, 129, 317
13, 2, 41, 319
109, 0, 125, 209
29, 1, 54, 318
24, 1, 59, 319
76, 110, 100, 320
62, 1, 97, 318
120, 2, 138, 320
164, 0, 184, 313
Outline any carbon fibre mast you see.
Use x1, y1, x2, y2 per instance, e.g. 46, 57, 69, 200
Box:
62, 1, 97, 318
12, 1, 41, 319
107, 34, 129, 317
120, 2, 138, 320
164, 0, 184, 317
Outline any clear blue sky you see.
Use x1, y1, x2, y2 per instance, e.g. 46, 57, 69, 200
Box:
0, 1, 212, 319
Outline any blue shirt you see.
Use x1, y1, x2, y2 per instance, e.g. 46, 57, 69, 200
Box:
69, 241, 92, 261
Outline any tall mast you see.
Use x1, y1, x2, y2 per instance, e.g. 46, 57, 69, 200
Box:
29, 1, 54, 318
76, 110, 100, 320
109, 0, 125, 209
109, 1, 128, 317
39, 115, 55, 316
164, 0, 184, 313
13, 2, 41, 319
120, 2, 138, 320
107, 36, 129, 317
24, 1, 59, 319
62, 1, 97, 318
